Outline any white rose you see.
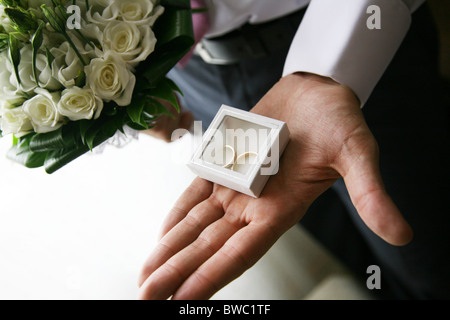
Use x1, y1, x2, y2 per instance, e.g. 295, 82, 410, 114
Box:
102, 20, 156, 66
58, 87, 104, 121
0, 96, 24, 113
88, 0, 164, 27
0, 107, 33, 138
5, 46, 36, 94
23, 88, 63, 133
51, 40, 92, 88
0, 51, 18, 99
7, 45, 62, 93
42, 27, 66, 49
90, 0, 112, 8
0, 51, 29, 113
85, 51, 136, 107
78, 23, 105, 52
13, 46, 37, 94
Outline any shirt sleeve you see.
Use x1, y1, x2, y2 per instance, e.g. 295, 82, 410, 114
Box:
282, 0, 426, 106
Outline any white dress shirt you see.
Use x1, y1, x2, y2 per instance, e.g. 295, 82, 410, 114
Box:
204, 0, 425, 106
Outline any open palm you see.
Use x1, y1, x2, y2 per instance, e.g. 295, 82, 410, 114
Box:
138, 73, 413, 300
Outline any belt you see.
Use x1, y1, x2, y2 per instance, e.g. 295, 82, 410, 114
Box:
195, 9, 306, 65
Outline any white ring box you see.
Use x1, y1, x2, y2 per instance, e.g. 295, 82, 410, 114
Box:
188, 105, 290, 198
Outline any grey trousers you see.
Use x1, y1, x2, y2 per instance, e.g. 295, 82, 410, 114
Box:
168, 5, 450, 299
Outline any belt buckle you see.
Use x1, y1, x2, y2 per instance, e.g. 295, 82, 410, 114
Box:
194, 40, 239, 65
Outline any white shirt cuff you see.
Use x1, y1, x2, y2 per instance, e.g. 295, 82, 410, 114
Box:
282, 0, 414, 106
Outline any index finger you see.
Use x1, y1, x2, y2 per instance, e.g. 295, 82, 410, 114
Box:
138, 178, 216, 287
159, 177, 213, 239
171, 222, 281, 300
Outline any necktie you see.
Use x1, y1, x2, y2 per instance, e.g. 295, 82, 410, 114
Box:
178, 0, 210, 67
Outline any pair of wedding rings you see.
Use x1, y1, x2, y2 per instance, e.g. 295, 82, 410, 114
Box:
207, 145, 258, 174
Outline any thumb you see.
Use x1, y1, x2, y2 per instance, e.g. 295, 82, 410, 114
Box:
336, 134, 413, 246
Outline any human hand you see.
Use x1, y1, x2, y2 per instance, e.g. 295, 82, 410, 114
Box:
138, 73, 413, 300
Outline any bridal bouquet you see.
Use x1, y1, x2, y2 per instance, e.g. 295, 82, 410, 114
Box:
0, 0, 194, 173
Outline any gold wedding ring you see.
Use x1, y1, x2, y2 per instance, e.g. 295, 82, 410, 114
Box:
231, 152, 259, 174
221, 145, 236, 168
202, 143, 259, 175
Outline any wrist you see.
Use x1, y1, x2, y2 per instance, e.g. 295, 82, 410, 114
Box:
282, 72, 361, 109
290, 72, 338, 86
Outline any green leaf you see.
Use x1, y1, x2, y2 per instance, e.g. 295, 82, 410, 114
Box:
81, 116, 119, 151
101, 117, 121, 138
101, 102, 119, 116
8, 33, 21, 85
84, 126, 100, 151
4, 7, 38, 34
29, 127, 76, 153
44, 145, 90, 174
45, 45, 55, 67
127, 96, 146, 125
75, 70, 86, 87
41, 4, 65, 34
44, 125, 117, 174
160, 0, 191, 9
150, 98, 173, 117
12, 134, 18, 146
31, 21, 45, 87
191, 8, 208, 14
7, 135, 48, 169
141, 3, 194, 86
0, 33, 9, 51
79, 119, 94, 145
0, 0, 19, 7
165, 77, 183, 95
53, 1, 69, 20
150, 77, 180, 112
126, 122, 148, 131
